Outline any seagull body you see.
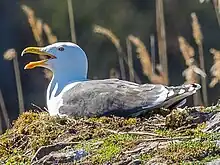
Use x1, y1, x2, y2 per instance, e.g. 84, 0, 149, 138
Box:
22, 42, 201, 117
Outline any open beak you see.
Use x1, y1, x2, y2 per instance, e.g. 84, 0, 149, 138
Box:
21, 47, 56, 69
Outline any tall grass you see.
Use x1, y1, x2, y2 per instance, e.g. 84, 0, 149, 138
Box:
191, 12, 208, 106
209, 48, 220, 87
93, 25, 126, 80
156, 0, 169, 85
21, 5, 44, 46
67, 0, 77, 43
3, 49, 25, 115
178, 36, 203, 105
0, 90, 10, 130
128, 35, 166, 84
126, 38, 135, 82
21, 4, 58, 80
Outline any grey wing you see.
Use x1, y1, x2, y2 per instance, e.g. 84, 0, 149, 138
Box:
59, 79, 200, 117
59, 79, 169, 117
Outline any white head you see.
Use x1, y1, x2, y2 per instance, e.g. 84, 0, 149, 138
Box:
21, 42, 88, 81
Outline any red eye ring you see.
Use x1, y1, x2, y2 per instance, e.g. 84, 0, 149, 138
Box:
58, 47, 64, 51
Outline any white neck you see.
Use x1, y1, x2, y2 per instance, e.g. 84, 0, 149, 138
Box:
47, 73, 86, 101
46, 73, 85, 116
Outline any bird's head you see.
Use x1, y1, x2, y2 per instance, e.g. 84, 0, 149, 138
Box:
21, 42, 88, 80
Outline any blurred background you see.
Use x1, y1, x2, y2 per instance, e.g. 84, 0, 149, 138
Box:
0, 0, 220, 132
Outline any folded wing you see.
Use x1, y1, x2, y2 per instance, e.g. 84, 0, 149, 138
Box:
59, 79, 200, 117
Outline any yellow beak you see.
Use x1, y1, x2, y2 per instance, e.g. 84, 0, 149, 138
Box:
21, 47, 56, 69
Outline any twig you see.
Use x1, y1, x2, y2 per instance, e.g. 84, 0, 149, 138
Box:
44, 107, 49, 112
0, 143, 10, 152
198, 44, 208, 106
10, 135, 27, 149
213, 0, 220, 28
31, 103, 47, 112
67, 0, 77, 43
123, 146, 144, 154
156, 0, 169, 85
0, 115, 2, 134
118, 48, 126, 80
0, 89, 10, 129
133, 136, 192, 144
13, 55, 25, 114
105, 129, 163, 137
150, 34, 156, 74
126, 38, 135, 82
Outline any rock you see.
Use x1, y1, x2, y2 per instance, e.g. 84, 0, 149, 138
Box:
31, 149, 88, 165
127, 159, 141, 165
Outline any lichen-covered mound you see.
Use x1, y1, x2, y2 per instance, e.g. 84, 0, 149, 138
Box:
0, 104, 220, 165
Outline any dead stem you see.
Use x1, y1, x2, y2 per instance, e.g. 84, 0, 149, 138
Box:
126, 38, 135, 82
156, 0, 169, 85
105, 129, 163, 137
191, 12, 208, 106
0, 89, 10, 129
67, 0, 77, 43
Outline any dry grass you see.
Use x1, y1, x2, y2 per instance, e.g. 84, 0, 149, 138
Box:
191, 12, 208, 106
93, 25, 121, 50
212, 0, 220, 27
21, 4, 57, 80
93, 25, 126, 80
178, 36, 204, 105
178, 36, 195, 66
3, 49, 17, 60
178, 36, 205, 84
3, 49, 25, 115
128, 35, 166, 84
21, 5, 44, 46
126, 38, 135, 82
128, 35, 152, 78
0, 90, 10, 130
156, 0, 169, 85
191, 13, 203, 45
209, 48, 220, 87
43, 23, 58, 44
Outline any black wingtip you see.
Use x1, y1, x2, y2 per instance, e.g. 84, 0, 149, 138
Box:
191, 83, 201, 90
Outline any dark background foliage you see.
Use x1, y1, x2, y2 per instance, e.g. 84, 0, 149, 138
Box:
0, 0, 219, 123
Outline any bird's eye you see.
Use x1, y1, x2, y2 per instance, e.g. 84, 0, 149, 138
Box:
58, 47, 64, 51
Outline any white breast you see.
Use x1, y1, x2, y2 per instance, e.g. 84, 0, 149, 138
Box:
47, 82, 79, 116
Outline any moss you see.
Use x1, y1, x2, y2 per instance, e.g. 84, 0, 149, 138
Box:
139, 153, 153, 161
200, 101, 220, 113
0, 112, 66, 164
154, 122, 220, 164
165, 108, 189, 128
160, 140, 220, 163
88, 116, 138, 130
1, 103, 220, 164
74, 134, 137, 164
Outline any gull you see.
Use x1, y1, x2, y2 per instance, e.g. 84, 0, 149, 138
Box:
21, 42, 201, 117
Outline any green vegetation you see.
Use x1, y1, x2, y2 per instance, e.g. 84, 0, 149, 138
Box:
0, 104, 220, 164
160, 140, 219, 163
